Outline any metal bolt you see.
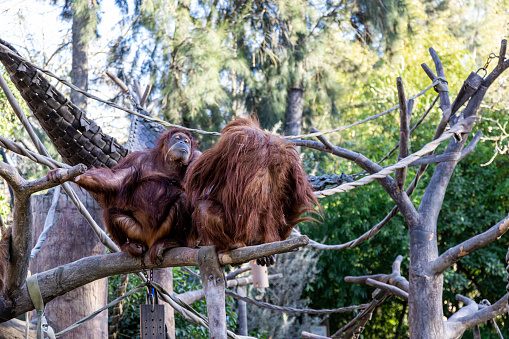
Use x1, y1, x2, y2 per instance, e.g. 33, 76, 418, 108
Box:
216, 277, 222, 283
208, 275, 214, 280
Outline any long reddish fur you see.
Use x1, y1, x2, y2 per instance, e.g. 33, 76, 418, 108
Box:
77, 128, 198, 262
185, 117, 319, 251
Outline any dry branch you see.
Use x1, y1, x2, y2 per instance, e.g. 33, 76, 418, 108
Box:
445, 293, 509, 339
395, 77, 410, 191
345, 255, 409, 293
431, 215, 509, 274
0, 236, 308, 321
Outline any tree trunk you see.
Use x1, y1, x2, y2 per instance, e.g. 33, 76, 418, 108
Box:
71, 11, 89, 111
284, 87, 304, 137
30, 185, 108, 338
153, 268, 175, 338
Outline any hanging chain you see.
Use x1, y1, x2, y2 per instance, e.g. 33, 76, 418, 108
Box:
476, 53, 499, 78
145, 269, 156, 310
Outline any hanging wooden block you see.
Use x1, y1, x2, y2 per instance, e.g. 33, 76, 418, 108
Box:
140, 304, 165, 339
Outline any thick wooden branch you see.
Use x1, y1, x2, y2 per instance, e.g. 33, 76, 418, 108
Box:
308, 128, 418, 224
421, 63, 437, 81
198, 246, 227, 339
345, 255, 409, 293
0, 164, 87, 295
431, 215, 509, 274
0, 161, 26, 193
25, 164, 86, 195
445, 293, 508, 339
395, 77, 409, 191
0, 237, 307, 321
429, 47, 451, 113
497, 40, 507, 68
366, 278, 408, 301
218, 236, 308, 265
483, 43, 509, 87
307, 127, 393, 190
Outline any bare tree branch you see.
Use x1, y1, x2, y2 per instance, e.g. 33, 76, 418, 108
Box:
308, 127, 419, 225
395, 77, 410, 191
345, 255, 409, 293
0, 163, 86, 295
431, 215, 509, 274
429, 47, 451, 113
445, 293, 508, 339
0, 237, 308, 321
25, 164, 86, 195
0, 136, 68, 169
366, 278, 408, 301
308, 127, 394, 191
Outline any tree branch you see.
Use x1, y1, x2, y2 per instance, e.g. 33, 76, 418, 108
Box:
345, 255, 409, 293
395, 77, 410, 191
308, 127, 394, 190
431, 215, 509, 274
308, 128, 419, 224
366, 278, 408, 301
0, 237, 308, 321
0, 164, 91, 297
429, 47, 451, 113
25, 164, 86, 195
445, 293, 508, 339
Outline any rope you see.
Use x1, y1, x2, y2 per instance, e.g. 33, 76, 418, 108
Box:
313, 116, 474, 198
30, 185, 61, 260
0, 42, 439, 140
0, 44, 220, 137
54, 283, 147, 337
152, 282, 240, 339
225, 289, 369, 314
282, 78, 441, 139
479, 299, 504, 339
377, 95, 440, 165
0, 136, 69, 169
292, 206, 396, 250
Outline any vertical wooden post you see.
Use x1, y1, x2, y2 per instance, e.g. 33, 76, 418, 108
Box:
153, 269, 175, 338
237, 285, 248, 336
198, 246, 226, 339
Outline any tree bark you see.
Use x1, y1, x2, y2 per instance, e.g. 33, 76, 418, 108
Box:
30, 185, 107, 338
285, 87, 304, 137
0, 318, 36, 338
71, 11, 89, 111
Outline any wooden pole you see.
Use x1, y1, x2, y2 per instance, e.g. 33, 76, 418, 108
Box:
237, 285, 248, 336
198, 246, 226, 339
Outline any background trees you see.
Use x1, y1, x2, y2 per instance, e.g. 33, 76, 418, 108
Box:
1, 0, 509, 337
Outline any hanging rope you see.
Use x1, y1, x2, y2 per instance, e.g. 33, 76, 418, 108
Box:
226, 289, 369, 314
0, 42, 439, 140
313, 116, 474, 198
30, 186, 61, 260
